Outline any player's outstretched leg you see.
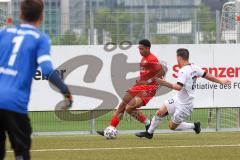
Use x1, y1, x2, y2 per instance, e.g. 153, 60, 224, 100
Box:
96, 115, 121, 136
125, 96, 151, 131
173, 121, 201, 134
135, 105, 167, 139
96, 96, 129, 137
135, 115, 162, 139
127, 109, 150, 131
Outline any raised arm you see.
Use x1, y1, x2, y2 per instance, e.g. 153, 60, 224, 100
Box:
204, 73, 231, 85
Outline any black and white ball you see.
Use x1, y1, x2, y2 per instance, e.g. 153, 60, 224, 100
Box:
104, 126, 118, 139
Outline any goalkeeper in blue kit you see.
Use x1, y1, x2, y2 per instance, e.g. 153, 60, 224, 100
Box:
0, 0, 72, 159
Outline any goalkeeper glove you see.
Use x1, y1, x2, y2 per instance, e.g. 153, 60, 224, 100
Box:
62, 93, 73, 110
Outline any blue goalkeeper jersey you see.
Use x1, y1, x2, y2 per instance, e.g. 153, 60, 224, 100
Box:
0, 24, 54, 114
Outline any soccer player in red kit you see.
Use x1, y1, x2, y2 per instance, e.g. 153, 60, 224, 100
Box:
97, 39, 165, 137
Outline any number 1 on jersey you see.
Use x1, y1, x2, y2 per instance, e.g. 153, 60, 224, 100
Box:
8, 36, 24, 66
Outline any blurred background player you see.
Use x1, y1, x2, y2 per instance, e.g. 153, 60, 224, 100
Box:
97, 39, 165, 137
0, 0, 72, 159
136, 48, 231, 139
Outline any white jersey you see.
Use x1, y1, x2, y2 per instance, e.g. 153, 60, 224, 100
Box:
176, 63, 206, 105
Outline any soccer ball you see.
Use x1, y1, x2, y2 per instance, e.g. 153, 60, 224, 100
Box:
104, 126, 118, 139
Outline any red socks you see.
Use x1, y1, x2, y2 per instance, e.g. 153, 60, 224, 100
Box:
138, 114, 147, 123
110, 116, 120, 127
110, 114, 146, 127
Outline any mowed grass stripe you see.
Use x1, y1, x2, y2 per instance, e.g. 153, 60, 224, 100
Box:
6, 144, 240, 152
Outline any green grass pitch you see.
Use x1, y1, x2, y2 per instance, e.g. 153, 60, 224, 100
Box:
5, 132, 240, 160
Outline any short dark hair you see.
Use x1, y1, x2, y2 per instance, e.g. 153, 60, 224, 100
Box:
139, 39, 151, 48
21, 0, 44, 22
177, 48, 189, 60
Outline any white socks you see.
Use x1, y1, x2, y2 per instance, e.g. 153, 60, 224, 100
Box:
175, 122, 194, 131
147, 115, 195, 133
148, 115, 162, 134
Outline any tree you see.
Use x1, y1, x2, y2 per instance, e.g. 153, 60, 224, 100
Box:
151, 35, 170, 44
61, 30, 81, 45
50, 31, 88, 45
94, 8, 145, 44
197, 4, 216, 43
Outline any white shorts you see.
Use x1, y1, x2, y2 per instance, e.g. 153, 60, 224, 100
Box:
164, 96, 193, 124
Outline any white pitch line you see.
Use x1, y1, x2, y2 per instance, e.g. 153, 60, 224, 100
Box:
6, 144, 240, 153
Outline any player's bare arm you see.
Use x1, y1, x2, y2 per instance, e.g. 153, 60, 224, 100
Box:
204, 73, 231, 85
154, 78, 182, 91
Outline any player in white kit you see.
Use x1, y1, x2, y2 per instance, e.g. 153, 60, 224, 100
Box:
135, 48, 231, 139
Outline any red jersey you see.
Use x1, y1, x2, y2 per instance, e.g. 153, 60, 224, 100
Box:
128, 52, 161, 105
140, 53, 159, 82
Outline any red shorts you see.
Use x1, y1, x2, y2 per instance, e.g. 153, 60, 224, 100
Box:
127, 84, 158, 105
